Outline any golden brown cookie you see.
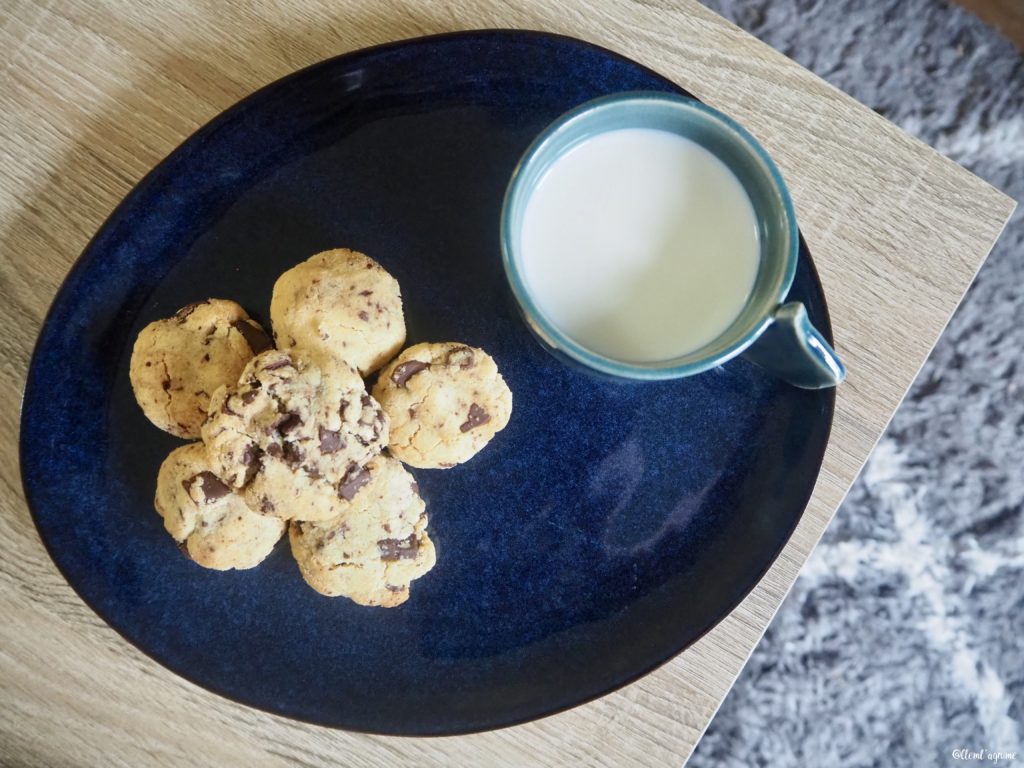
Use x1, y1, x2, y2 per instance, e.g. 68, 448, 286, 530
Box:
202, 349, 388, 521
270, 249, 406, 376
371, 342, 512, 468
154, 443, 284, 570
288, 454, 435, 606
129, 299, 271, 438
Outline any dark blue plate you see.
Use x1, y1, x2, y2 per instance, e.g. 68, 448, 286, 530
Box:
20, 30, 835, 735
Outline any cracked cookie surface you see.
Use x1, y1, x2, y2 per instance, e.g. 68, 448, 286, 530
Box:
154, 443, 284, 570
202, 349, 388, 521
270, 249, 406, 376
129, 299, 271, 438
371, 342, 512, 469
288, 454, 436, 606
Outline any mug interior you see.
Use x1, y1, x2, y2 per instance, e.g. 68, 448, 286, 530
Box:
501, 92, 798, 379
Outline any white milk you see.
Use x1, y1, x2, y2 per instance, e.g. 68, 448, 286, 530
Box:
520, 128, 760, 363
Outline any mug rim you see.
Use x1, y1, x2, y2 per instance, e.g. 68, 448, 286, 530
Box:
499, 91, 800, 380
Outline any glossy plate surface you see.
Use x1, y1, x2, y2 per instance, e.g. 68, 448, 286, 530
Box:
20, 30, 835, 735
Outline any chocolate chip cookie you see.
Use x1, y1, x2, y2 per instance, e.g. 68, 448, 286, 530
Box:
371, 342, 513, 469
130, 299, 271, 438
270, 249, 406, 376
288, 454, 436, 606
155, 443, 284, 570
202, 348, 389, 521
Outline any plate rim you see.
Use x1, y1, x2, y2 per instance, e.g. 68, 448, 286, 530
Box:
19, 27, 837, 736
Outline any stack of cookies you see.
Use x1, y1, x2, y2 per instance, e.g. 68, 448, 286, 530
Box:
130, 249, 512, 607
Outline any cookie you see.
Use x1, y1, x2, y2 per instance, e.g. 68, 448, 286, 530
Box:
289, 454, 436, 606
154, 443, 284, 570
130, 299, 271, 438
270, 249, 406, 376
371, 342, 512, 469
202, 348, 389, 521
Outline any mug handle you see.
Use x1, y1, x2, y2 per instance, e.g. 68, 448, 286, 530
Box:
741, 302, 846, 389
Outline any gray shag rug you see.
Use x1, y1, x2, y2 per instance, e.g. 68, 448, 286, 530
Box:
687, 1, 1024, 766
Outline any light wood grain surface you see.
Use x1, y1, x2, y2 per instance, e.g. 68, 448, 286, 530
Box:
0, 1, 1015, 766
956, 0, 1024, 49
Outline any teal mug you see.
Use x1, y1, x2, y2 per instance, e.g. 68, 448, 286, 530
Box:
500, 92, 845, 389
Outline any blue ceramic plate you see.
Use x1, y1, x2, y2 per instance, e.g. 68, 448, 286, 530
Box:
20, 30, 835, 735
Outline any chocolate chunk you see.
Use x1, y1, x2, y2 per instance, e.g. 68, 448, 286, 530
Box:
194, 471, 231, 503
337, 463, 371, 501
202, 353, 210, 362
263, 358, 293, 371
304, 465, 322, 481
174, 300, 209, 321
359, 289, 373, 296
281, 441, 304, 467
265, 443, 283, 458
318, 427, 345, 454
230, 320, 272, 353
259, 498, 275, 515
182, 473, 225, 502
460, 403, 490, 432
241, 389, 259, 405
377, 534, 419, 561
391, 360, 429, 387
241, 444, 258, 466
161, 378, 171, 392
275, 412, 302, 435
446, 346, 476, 368
358, 310, 369, 321
240, 444, 261, 484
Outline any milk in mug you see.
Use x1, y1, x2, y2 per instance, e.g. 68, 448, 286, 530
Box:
520, 128, 760, 363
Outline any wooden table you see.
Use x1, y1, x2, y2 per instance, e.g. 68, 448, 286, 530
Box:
1, 1, 1014, 765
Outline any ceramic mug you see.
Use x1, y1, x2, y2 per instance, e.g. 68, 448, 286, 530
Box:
500, 92, 845, 389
